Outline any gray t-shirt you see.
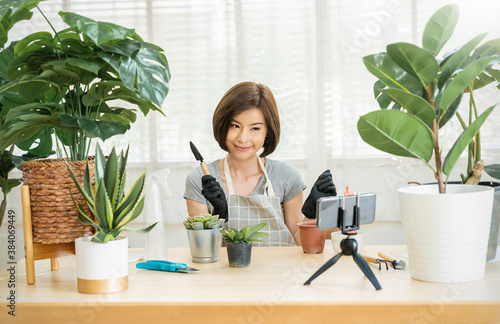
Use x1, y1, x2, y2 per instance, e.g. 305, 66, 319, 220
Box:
184, 158, 306, 212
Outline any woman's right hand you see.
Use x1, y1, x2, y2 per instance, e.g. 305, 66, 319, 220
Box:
201, 175, 228, 221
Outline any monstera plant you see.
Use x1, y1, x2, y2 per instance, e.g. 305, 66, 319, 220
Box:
0, 1, 170, 161
357, 4, 500, 193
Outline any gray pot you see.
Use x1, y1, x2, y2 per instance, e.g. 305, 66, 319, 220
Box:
226, 242, 252, 268
186, 228, 222, 263
481, 181, 500, 261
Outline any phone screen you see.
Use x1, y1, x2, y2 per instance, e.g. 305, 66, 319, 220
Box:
316, 193, 376, 230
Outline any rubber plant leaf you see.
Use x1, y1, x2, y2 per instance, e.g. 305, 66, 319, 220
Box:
386, 42, 439, 86
484, 164, 500, 180
59, 12, 135, 46
422, 4, 459, 56
438, 33, 487, 89
438, 94, 462, 129
357, 110, 434, 162
380, 88, 436, 125
443, 104, 497, 175
362, 53, 423, 96
439, 56, 494, 115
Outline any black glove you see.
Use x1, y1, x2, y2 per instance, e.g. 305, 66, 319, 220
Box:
302, 169, 337, 219
201, 175, 228, 221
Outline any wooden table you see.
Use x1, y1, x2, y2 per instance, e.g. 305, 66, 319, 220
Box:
1, 245, 499, 324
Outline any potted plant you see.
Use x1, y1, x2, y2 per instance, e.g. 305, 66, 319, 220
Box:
0, 1, 170, 243
0, 0, 54, 227
357, 4, 498, 283
67, 144, 157, 294
221, 223, 269, 268
184, 214, 224, 263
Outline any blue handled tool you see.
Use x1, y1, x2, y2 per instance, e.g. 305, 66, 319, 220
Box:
136, 260, 199, 273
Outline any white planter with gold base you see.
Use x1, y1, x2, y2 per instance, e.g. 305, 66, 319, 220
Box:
75, 236, 128, 294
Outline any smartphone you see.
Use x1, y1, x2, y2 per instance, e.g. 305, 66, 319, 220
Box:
316, 193, 376, 230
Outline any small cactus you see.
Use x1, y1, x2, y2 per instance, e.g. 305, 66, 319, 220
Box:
184, 214, 224, 230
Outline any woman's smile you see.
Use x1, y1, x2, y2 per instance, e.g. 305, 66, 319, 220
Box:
225, 108, 267, 159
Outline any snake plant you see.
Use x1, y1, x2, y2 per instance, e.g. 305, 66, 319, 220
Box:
183, 214, 224, 230
357, 4, 499, 193
67, 144, 157, 243
221, 223, 269, 244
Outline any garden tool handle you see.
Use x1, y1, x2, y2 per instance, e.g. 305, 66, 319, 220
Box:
377, 251, 394, 262
201, 163, 210, 175
362, 255, 378, 264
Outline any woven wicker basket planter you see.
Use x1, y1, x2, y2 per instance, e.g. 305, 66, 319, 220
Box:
20, 157, 95, 244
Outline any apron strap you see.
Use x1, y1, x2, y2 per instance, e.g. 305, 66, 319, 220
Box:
224, 155, 275, 197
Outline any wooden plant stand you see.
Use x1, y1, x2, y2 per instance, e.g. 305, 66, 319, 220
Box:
21, 185, 75, 285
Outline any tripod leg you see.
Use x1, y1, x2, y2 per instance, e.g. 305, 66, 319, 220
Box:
304, 253, 343, 285
352, 251, 382, 290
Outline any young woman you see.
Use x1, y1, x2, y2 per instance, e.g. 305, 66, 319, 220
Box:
184, 82, 336, 246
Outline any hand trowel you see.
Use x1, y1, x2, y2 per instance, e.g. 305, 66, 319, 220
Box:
189, 141, 210, 175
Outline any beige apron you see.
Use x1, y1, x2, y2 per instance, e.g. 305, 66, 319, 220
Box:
223, 156, 295, 246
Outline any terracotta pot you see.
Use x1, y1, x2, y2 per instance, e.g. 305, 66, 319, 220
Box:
297, 221, 326, 254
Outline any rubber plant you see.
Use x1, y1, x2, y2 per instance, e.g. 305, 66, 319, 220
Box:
67, 144, 157, 243
0, 1, 170, 161
357, 4, 499, 193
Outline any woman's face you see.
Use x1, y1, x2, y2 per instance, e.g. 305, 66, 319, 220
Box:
225, 107, 267, 160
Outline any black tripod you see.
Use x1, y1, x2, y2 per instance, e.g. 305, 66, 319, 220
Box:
303, 195, 382, 290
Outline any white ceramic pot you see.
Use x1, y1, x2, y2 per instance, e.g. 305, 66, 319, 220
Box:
398, 184, 494, 283
75, 236, 129, 294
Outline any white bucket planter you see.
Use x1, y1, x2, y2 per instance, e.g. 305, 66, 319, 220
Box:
399, 184, 494, 283
75, 236, 129, 294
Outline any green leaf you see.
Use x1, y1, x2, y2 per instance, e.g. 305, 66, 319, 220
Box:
248, 231, 269, 241
438, 33, 488, 89
439, 56, 494, 115
362, 54, 423, 95
443, 104, 497, 175
77, 118, 130, 141
245, 223, 267, 240
380, 88, 436, 125
114, 169, 146, 223
98, 47, 170, 108
103, 147, 119, 208
357, 110, 434, 162
66, 162, 95, 205
387, 42, 439, 86
83, 161, 95, 204
114, 196, 145, 228
15, 127, 53, 156
94, 178, 113, 232
66, 57, 103, 75
59, 12, 135, 46
0, 177, 21, 195
422, 4, 459, 56
68, 191, 99, 231
119, 222, 158, 235
484, 164, 500, 180
438, 94, 462, 128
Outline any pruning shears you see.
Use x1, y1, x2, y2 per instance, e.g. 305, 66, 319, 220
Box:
136, 260, 199, 273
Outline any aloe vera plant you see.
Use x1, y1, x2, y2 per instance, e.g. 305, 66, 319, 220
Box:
183, 214, 224, 230
221, 223, 269, 244
66, 144, 157, 243
357, 4, 499, 193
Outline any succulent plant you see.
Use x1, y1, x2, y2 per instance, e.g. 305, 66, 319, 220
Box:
221, 223, 269, 244
66, 143, 157, 243
184, 214, 224, 230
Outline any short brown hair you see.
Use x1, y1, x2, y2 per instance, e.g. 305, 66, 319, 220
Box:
212, 82, 280, 157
